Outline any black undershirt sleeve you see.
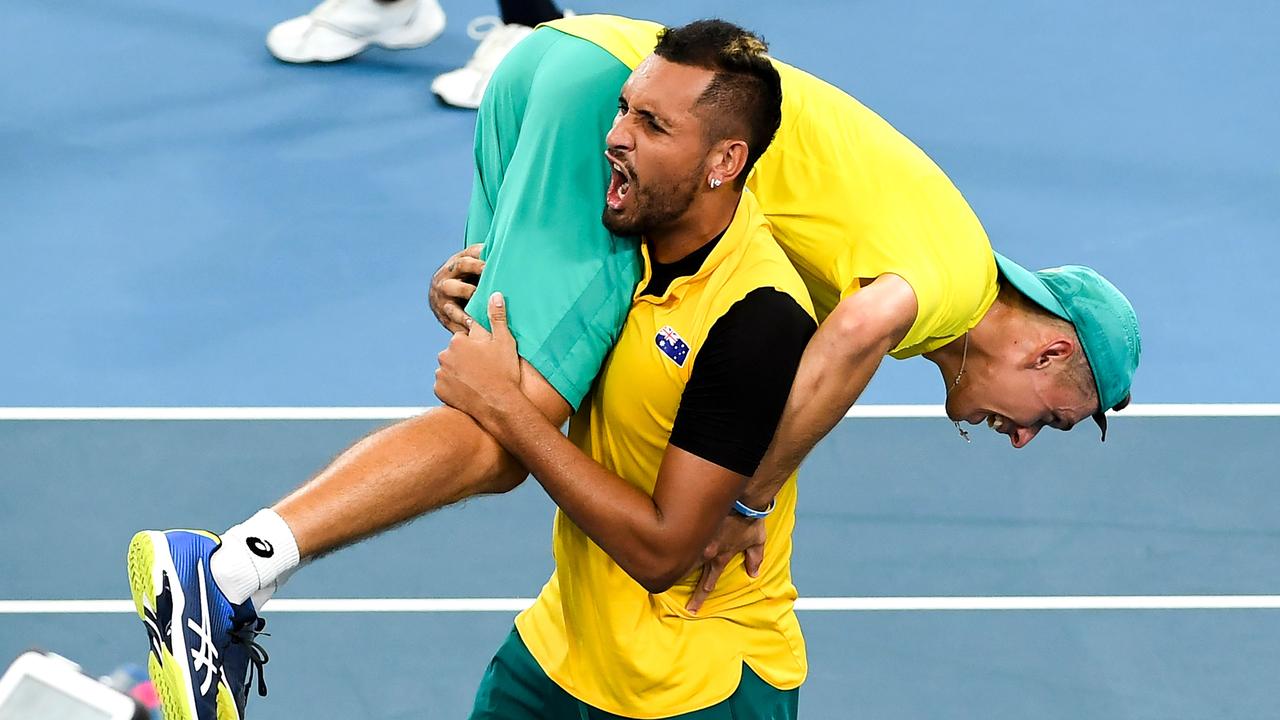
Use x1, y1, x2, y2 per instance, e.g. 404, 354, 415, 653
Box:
668, 288, 817, 477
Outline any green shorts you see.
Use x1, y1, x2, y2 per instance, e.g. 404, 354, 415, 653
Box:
463, 28, 642, 410
469, 628, 800, 720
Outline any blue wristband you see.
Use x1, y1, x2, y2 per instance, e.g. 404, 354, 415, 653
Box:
732, 498, 776, 519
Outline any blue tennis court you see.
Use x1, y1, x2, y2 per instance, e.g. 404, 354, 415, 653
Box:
3, 0, 1278, 717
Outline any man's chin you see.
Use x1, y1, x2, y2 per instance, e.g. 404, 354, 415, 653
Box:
602, 209, 640, 236
943, 398, 967, 423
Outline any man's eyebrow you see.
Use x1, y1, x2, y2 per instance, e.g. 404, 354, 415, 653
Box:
633, 105, 669, 129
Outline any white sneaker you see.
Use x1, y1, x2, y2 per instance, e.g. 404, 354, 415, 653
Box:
430, 17, 535, 109
267, 0, 446, 63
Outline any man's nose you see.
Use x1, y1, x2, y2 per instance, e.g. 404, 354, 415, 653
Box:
606, 115, 635, 152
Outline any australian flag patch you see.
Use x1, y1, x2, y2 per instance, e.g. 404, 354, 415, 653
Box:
655, 325, 691, 367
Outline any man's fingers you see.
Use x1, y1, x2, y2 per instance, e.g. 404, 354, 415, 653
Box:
488, 292, 514, 347
488, 292, 507, 324
743, 544, 765, 578
437, 246, 483, 281
443, 303, 473, 333
686, 557, 729, 614
443, 302, 472, 324
451, 256, 485, 277
701, 557, 728, 592
442, 278, 478, 302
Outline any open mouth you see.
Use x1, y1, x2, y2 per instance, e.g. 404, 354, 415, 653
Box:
985, 414, 1013, 433
605, 155, 632, 211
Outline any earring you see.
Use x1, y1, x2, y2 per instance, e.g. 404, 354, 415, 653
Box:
708, 176, 723, 189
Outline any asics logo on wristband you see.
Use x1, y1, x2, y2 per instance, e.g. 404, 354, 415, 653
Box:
247, 537, 275, 558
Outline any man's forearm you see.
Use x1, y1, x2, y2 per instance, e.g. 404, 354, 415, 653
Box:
741, 277, 918, 507
433, 294, 749, 593
741, 323, 890, 506
482, 394, 720, 591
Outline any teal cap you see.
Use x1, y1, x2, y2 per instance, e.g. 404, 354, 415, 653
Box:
994, 253, 1141, 440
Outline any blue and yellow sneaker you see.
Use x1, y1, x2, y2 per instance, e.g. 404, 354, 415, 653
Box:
126, 530, 269, 720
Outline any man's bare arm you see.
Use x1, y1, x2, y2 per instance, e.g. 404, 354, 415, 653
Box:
435, 294, 749, 594
487, 404, 746, 593
686, 273, 919, 611
740, 273, 919, 506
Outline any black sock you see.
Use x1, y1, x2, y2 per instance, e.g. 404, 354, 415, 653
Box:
497, 0, 563, 27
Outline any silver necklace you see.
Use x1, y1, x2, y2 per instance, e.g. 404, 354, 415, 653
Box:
948, 333, 970, 443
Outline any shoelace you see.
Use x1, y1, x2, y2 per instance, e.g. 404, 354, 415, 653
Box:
229, 617, 271, 698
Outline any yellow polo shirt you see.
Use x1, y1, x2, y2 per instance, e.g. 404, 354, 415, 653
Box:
515, 190, 814, 717
546, 15, 999, 358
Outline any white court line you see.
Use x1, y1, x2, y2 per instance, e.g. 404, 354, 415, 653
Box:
4, 596, 1280, 614
0, 407, 423, 421
1, 404, 1278, 421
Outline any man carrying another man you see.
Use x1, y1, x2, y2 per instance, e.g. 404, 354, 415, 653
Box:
127, 13, 1141, 720
439, 23, 812, 715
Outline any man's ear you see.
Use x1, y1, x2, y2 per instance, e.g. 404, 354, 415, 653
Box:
1033, 338, 1076, 369
708, 138, 750, 187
